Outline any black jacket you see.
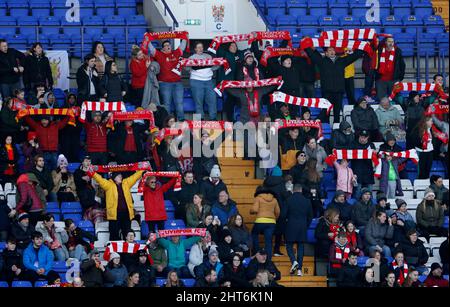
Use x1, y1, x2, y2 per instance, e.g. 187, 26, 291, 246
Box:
221, 264, 250, 287
351, 105, 379, 132
350, 140, 376, 185
281, 192, 313, 243
246, 258, 281, 281
328, 199, 353, 223
305, 48, 364, 93
297, 56, 316, 83
331, 121, 355, 149
200, 179, 228, 205
129, 261, 156, 287
0, 48, 25, 84
351, 199, 376, 228
439, 239, 448, 265
31, 166, 54, 192
80, 259, 115, 287
375, 45, 406, 82
113, 122, 147, 160
23, 53, 53, 90
267, 57, 300, 95
217, 241, 235, 265
337, 261, 362, 287
10, 221, 33, 250
101, 71, 127, 102
1, 249, 24, 277
396, 240, 429, 268
263, 176, 289, 207
0, 105, 21, 136
289, 163, 306, 185
76, 65, 102, 101
0, 199, 12, 232
236, 62, 265, 81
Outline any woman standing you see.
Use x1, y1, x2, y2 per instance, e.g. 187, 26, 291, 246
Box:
23, 42, 53, 92
130, 45, 150, 107
315, 208, 343, 258
102, 61, 127, 102
92, 41, 113, 78
413, 116, 434, 179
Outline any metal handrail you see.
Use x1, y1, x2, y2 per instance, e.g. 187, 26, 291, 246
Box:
160, 0, 179, 30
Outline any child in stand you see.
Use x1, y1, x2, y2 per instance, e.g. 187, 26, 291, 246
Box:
333, 159, 357, 199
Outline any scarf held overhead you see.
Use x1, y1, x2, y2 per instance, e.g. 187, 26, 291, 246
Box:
91, 162, 152, 174
325, 149, 380, 167
79, 101, 126, 123
374, 149, 419, 178
248, 31, 293, 47
108, 110, 158, 132
260, 47, 302, 67
300, 37, 373, 56
389, 82, 449, 101
172, 57, 231, 76
148, 228, 207, 242
141, 31, 190, 54
321, 28, 377, 41
103, 241, 153, 264
214, 76, 283, 97
274, 119, 324, 141
208, 33, 253, 54
15, 108, 77, 126
270, 91, 334, 115
138, 171, 182, 193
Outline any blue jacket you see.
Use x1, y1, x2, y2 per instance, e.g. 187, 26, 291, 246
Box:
158, 236, 201, 269
211, 200, 238, 226
23, 243, 54, 274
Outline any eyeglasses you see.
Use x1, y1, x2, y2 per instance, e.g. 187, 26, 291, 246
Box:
299, 154, 306, 157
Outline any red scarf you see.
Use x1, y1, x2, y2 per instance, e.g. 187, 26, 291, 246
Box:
104, 241, 153, 264
300, 37, 373, 56
141, 31, 190, 54
432, 125, 449, 144
89, 162, 152, 176
346, 231, 357, 249
271, 92, 333, 115
208, 33, 253, 54
389, 82, 448, 101
108, 110, 157, 132
4, 144, 15, 175
321, 28, 377, 41
325, 149, 380, 167
16, 108, 78, 126
185, 120, 233, 131
421, 128, 432, 150
275, 119, 324, 141
248, 30, 293, 47
138, 171, 182, 193
333, 243, 350, 268
214, 76, 284, 97
79, 101, 126, 123
260, 47, 302, 67
11, 98, 31, 111
392, 260, 408, 285
154, 128, 183, 145
329, 224, 341, 241
425, 103, 449, 116
172, 57, 231, 76
147, 228, 207, 243
378, 46, 395, 75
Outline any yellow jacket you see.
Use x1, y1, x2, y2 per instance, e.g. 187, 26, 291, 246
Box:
341, 52, 355, 79
93, 171, 144, 221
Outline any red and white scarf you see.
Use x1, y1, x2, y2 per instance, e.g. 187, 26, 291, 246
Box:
89, 162, 152, 176
425, 104, 449, 116
214, 76, 283, 96
108, 110, 157, 132
392, 260, 408, 285
270, 91, 334, 115
138, 171, 182, 193
389, 82, 449, 101
16, 108, 78, 126
172, 57, 231, 76
300, 37, 373, 56
147, 228, 207, 243
433, 125, 449, 144
325, 149, 380, 167
141, 31, 190, 54
274, 119, 324, 141
154, 128, 183, 145
79, 101, 126, 123
103, 241, 152, 263
332, 244, 350, 268
248, 30, 293, 48
185, 120, 233, 131
208, 33, 253, 54
378, 46, 395, 75
374, 149, 419, 178
321, 28, 377, 41
260, 47, 302, 67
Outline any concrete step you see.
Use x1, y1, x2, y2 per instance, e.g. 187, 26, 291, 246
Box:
278, 276, 328, 287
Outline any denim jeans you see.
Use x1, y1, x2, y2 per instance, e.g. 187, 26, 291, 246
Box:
43, 152, 58, 171
368, 245, 392, 258
251, 223, 276, 260
286, 242, 305, 269
159, 81, 185, 121
54, 247, 69, 261
69, 244, 88, 261
190, 79, 217, 120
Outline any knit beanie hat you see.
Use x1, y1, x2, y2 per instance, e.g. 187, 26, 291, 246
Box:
57, 154, 68, 168
424, 188, 435, 199
18, 212, 30, 222
210, 165, 221, 178
395, 198, 407, 209
377, 193, 387, 203
27, 131, 37, 142
110, 252, 120, 261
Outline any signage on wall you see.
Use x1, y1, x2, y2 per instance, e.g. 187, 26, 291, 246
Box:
205, 2, 234, 33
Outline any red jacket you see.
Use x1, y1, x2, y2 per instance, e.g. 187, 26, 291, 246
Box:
130, 58, 148, 89
25, 117, 69, 151
84, 122, 108, 153
424, 275, 449, 288
16, 174, 44, 213
143, 178, 177, 221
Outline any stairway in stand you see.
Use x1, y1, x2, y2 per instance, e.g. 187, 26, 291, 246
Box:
218, 140, 327, 287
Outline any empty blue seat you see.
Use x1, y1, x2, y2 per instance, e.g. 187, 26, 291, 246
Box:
423, 15, 445, 34
5, 34, 28, 50
0, 241, 6, 252
357, 256, 369, 268
12, 281, 33, 287
155, 278, 165, 287
0, 16, 17, 36
307, 229, 316, 243
164, 219, 186, 230
0, 281, 8, 288
382, 15, 404, 34
61, 19, 82, 37
63, 213, 82, 224
182, 279, 195, 287
288, 3, 307, 17
417, 35, 436, 56
95, 0, 116, 16
444, 216, 449, 229
39, 16, 61, 36
0, 0, 6, 16
18, 16, 39, 37
243, 257, 251, 267
67, 162, 81, 173
412, 1, 433, 18
297, 16, 319, 37
46, 201, 60, 210
61, 202, 82, 213
308, 1, 328, 17
79, 0, 95, 16
164, 200, 175, 212
52, 0, 71, 18
403, 15, 423, 34
30, 0, 51, 17
105, 16, 126, 36
82, 16, 104, 36
78, 220, 95, 234
35, 280, 48, 287
319, 15, 340, 32
359, 17, 382, 33
309, 218, 319, 229
166, 211, 175, 220
329, 0, 349, 17
49, 34, 72, 53
53, 261, 68, 272
391, 1, 412, 17
117, 0, 137, 16
8, 2, 29, 17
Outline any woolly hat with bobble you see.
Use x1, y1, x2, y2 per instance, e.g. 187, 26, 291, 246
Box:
57, 154, 68, 168
210, 165, 221, 178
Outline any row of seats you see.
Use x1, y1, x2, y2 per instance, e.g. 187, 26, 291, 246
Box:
0, 0, 137, 18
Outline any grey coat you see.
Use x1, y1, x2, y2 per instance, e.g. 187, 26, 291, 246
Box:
351, 200, 375, 228
142, 61, 161, 108
365, 218, 394, 247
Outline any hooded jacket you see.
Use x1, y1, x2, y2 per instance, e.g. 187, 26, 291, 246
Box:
250, 190, 280, 223
351, 105, 379, 132
15, 173, 45, 213
331, 121, 355, 149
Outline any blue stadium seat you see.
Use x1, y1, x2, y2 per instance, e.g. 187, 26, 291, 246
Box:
35, 280, 48, 287
393, 33, 415, 56
78, 220, 95, 234
0, 241, 6, 252
0, 0, 6, 17
402, 15, 423, 34
417, 34, 436, 56
117, 0, 137, 16
95, 0, 116, 17
5, 34, 28, 50
288, 1, 307, 17
105, 16, 126, 36
319, 15, 340, 32
8, 2, 30, 17
436, 33, 449, 55
12, 281, 33, 287
309, 218, 319, 229
412, 1, 434, 18
382, 15, 404, 34
61, 19, 82, 37
166, 211, 175, 220
46, 201, 60, 210
307, 229, 316, 243
126, 15, 147, 38
391, 1, 412, 18
243, 257, 251, 267
52, 0, 71, 18
164, 219, 186, 230
267, 7, 286, 18
0, 17, 17, 36
49, 34, 72, 54
308, 0, 328, 17
67, 162, 81, 173
63, 213, 82, 224
82, 16, 104, 36
358, 16, 382, 33
329, 0, 349, 17
30, 0, 51, 17
275, 15, 297, 26
183, 97, 196, 112
418, 275, 427, 283
79, 0, 95, 17
357, 256, 369, 268
17, 16, 39, 37
182, 279, 195, 287
61, 202, 82, 213
423, 15, 446, 34
0, 281, 8, 287
155, 278, 165, 287
164, 200, 175, 212
444, 216, 449, 229
297, 16, 320, 37
40, 16, 61, 37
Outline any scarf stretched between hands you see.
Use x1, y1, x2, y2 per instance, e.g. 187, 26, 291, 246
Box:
389, 82, 449, 101
103, 241, 153, 264
108, 110, 158, 132
185, 120, 233, 131
79, 101, 126, 123
321, 28, 377, 41
248, 30, 293, 47
374, 149, 419, 178
214, 76, 284, 97
300, 37, 373, 56
425, 104, 449, 116
141, 31, 190, 54
89, 162, 152, 176
138, 171, 182, 193
154, 128, 183, 145
274, 119, 324, 141
147, 228, 207, 242
172, 57, 231, 76
260, 47, 302, 67
270, 91, 334, 115
208, 33, 253, 54
15, 108, 77, 126
325, 149, 380, 167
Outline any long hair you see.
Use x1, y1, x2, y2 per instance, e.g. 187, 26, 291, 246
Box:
29, 42, 45, 56
413, 116, 432, 139
324, 208, 340, 224
227, 214, 248, 231
165, 270, 181, 287
91, 41, 109, 57
305, 158, 320, 183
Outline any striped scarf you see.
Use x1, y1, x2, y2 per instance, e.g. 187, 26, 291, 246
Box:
374, 149, 419, 178
321, 28, 377, 41
214, 76, 284, 96
79, 101, 126, 123
89, 162, 152, 176
103, 241, 153, 263
332, 243, 350, 268
389, 82, 449, 101
325, 149, 380, 167
172, 57, 231, 76
270, 92, 333, 115
208, 33, 253, 54
378, 46, 395, 76
300, 37, 373, 56
138, 171, 182, 193
392, 260, 408, 285
16, 108, 77, 126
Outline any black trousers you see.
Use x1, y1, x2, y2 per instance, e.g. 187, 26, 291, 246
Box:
109, 211, 132, 241
88, 152, 109, 166
321, 91, 343, 124
345, 77, 357, 105
147, 220, 165, 233
417, 226, 448, 242
224, 93, 239, 122
299, 82, 315, 98
23, 269, 60, 285
418, 151, 433, 179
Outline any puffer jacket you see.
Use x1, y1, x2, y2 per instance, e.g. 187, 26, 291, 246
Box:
416, 200, 445, 228
351, 105, 379, 132
15, 173, 45, 214
365, 218, 394, 247
331, 121, 355, 149
250, 190, 280, 222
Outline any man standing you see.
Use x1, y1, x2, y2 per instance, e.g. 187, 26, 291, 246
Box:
83, 111, 109, 166
351, 130, 376, 198
375, 37, 406, 101
0, 39, 25, 99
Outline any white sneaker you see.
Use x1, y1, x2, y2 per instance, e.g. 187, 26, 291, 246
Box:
297, 269, 303, 276
290, 261, 299, 274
